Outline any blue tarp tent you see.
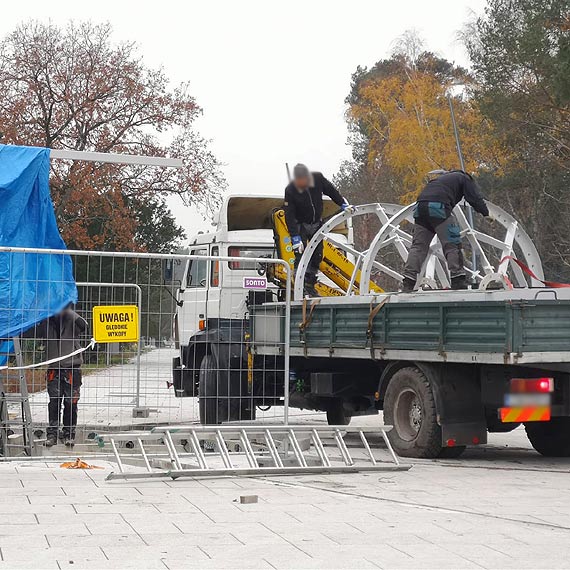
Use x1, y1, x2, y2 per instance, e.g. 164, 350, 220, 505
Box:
0, 144, 77, 364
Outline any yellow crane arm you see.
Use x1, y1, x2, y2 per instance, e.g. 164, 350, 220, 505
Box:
270, 209, 383, 296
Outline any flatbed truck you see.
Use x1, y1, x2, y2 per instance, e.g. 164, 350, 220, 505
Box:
171, 195, 570, 459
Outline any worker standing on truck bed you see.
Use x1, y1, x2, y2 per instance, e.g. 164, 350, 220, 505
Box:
284, 163, 352, 296
402, 170, 489, 292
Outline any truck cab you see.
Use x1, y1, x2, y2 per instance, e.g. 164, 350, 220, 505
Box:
171, 193, 350, 406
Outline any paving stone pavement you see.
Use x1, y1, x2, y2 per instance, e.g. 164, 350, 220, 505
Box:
1, 429, 570, 570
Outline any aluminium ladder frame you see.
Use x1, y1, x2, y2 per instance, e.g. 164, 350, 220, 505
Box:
100, 424, 411, 481
0, 337, 37, 457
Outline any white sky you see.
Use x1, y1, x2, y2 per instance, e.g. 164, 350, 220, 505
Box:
1, 0, 486, 241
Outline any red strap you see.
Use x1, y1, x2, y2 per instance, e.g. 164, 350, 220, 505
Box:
500, 256, 570, 288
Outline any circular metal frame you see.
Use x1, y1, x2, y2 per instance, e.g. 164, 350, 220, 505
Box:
293, 203, 397, 301
294, 201, 544, 300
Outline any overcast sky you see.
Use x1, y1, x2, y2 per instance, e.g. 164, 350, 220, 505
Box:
1, 0, 486, 239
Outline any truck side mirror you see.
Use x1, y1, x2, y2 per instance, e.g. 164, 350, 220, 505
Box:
162, 259, 185, 286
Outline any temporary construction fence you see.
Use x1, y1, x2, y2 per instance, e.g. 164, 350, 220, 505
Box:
0, 246, 293, 459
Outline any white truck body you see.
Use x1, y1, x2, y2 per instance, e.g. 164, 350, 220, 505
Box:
174, 194, 351, 347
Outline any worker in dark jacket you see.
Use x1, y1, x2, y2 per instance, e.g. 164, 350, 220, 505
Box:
24, 305, 88, 447
284, 164, 351, 296
402, 170, 489, 292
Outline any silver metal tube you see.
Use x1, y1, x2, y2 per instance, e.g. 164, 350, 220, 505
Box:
264, 429, 283, 468
359, 431, 377, 466
164, 431, 183, 471
311, 429, 330, 467
447, 92, 477, 276
110, 439, 125, 473
107, 463, 412, 481
380, 430, 400, 466
215, 430, 233, 469
189, 431, 208, 470
283, 263, 291, 426
287, 429, 307, 468
240, 429, 259, 468
334, 429, 354, 466
50, 149, 184, 168
137, 438, 152, 472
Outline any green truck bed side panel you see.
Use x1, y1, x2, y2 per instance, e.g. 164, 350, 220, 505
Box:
288, 300, 570, 354
517, 303, 570, 352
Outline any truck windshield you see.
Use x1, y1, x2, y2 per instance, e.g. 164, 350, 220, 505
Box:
228, 247, 274, 270
187, 249, 208, 287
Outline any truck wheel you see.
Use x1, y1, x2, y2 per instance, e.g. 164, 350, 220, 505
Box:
383, 367, 465, 459
199, 354, 224, 425
525, 418, 570, 457
326, 399, 351, 426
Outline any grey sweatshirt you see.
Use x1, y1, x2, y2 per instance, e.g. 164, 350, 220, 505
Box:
24, 310, 88, 368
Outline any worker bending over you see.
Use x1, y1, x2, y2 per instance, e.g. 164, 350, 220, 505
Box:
402, 170, 489, 292
284, 164, 352, 296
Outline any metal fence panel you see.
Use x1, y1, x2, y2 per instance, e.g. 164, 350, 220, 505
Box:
0, 247, 293, 459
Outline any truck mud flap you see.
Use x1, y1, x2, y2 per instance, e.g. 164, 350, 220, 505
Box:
441, 422, 487, 447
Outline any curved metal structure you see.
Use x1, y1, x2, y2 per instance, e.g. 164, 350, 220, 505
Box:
294, 203, 400, 301
294, 201, 544, 300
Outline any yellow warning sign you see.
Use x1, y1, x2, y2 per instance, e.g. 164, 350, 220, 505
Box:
92, 305, 139, 343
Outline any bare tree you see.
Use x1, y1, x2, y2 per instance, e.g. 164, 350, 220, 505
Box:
0, 21, 225, 250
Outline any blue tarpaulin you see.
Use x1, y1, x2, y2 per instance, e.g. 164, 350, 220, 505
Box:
0, 144, 77, 364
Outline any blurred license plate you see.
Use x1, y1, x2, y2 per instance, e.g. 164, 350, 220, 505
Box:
504, 393, 551, 407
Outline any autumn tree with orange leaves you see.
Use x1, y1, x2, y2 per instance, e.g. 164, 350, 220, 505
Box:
335, 33, 506, 252
0, 21, 225, 251
339, 33, 505, 207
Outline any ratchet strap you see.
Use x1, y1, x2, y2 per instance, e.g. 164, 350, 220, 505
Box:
299, 298, 321, 356
367, 296, 391, 359
500, 256, 570, 289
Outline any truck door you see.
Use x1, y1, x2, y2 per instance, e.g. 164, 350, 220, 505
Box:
179, 247, 208, 343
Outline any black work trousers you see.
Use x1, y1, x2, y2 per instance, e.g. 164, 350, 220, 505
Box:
404, 202, 465, 283
46, 368, 82, 439
294, 222, 323, 290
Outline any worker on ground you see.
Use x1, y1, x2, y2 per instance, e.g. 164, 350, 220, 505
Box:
402, 170, 489, 292
24, 304, 88, 447
284, 164, 352, 296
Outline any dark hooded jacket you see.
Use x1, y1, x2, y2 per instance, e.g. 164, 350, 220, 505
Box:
418, 171, 489, 216
23, 310, 88, 368
284, 172, 345, 237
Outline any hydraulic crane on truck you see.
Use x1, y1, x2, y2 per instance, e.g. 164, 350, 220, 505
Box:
264, 208, 384, 297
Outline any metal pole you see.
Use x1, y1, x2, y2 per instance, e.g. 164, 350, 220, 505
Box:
135, 287, 143, 409
11, 337, 36, 457
50, 149, 183, 168
283, 164, 292, 424
447, 92, 477, 276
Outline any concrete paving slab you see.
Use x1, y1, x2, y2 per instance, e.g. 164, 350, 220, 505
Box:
2, 421, 570, 569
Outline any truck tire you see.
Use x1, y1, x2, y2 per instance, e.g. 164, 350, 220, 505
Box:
525, 418, 570, 457
199, 354, 246, 425
326, 399, 351, 426
383, 367, 465, 459
199, 354, 222, 425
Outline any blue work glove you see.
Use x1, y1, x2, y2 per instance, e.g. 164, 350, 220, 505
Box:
291, 235, 304, 254
341, 202, 355, 213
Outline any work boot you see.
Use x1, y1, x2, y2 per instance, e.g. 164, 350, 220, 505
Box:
451, 275, 467, 290
401, 278, 415, 293
45, 435, 57, 447
64, 437, 75, 448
